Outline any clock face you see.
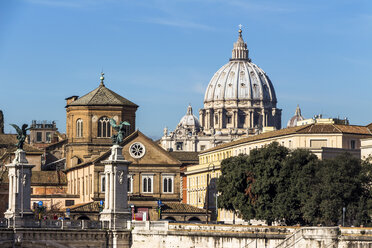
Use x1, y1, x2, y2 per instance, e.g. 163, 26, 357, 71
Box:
129, 142, 146, 159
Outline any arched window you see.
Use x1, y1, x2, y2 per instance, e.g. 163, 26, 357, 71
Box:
124, 120, 131, 137
98, 117, 111, 137
163, 176, 173, 193
142, 175, 153, 193
76, 119, 83, 138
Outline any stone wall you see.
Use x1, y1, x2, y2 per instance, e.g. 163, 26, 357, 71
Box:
0, 228, 130, 248
131, 222, 372, 248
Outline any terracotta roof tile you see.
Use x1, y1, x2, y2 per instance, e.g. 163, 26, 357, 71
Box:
0, 134, 43, 154
162, 202, 206, 213
67, 85, 138, 107
168, 152, 199, 164
1, 171, 67, 185
201, 125, 308, 154
201, 123, 372, 154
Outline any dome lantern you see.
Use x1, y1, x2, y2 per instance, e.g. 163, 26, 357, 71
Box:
231, 25, 250, 61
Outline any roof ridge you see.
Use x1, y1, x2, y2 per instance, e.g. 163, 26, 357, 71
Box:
331, 124, 342, 133
87, 85, 104, 104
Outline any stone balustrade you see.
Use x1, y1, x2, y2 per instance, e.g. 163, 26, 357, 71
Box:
1, 218, 103, 230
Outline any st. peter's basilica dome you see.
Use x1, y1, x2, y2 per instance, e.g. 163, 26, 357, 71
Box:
199, 28, 281, 135
204, 29, 277, 105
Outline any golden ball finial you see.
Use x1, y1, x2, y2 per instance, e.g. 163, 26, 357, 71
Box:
100, 72, 105, 86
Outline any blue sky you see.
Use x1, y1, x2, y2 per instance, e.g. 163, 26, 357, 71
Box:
0, 0, 371, 139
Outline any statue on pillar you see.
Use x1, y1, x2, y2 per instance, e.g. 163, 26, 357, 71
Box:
100, 120, 132, 230
109, 118, 130, 145
4, 124, 34, 227
10, 124, 30, 150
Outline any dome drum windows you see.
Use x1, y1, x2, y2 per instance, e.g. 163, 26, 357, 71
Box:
98, 117, 111, 138
239, 114, 246, 127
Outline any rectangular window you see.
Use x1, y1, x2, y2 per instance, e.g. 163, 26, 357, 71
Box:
65, 200, 75, 206
176, 142, 183, 151
128, 175, 133, 193
142, 175, 153, 193
162, 175, 174, 193
351, 140, 356, 149
36, 132, 42, 142
239, 114, 245, 125
46, 132, 51, 142
310, 139, 327, 148
100, 174, 105, 193
200, 145, 206, 151
226, 115, 232, 124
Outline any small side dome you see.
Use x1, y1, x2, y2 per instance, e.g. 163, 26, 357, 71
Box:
287, 105, 304, 127
178, 105, 201, 130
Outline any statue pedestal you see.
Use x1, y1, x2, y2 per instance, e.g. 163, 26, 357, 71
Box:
4, 149, 35, 227
100, 145, 132, 230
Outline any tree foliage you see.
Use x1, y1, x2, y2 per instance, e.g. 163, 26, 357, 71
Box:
217, 142, 372, 226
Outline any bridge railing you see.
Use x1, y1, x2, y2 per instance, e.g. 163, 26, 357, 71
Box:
0, 218, 103, 230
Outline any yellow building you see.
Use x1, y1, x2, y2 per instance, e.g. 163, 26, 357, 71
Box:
186, 122, 372, 223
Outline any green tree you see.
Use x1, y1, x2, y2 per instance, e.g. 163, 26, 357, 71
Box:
303, 153, 366, 226
217, 154, 254, 220
274, 149, 319, 225
244, 142, 289, 224
217, 143, 372, 226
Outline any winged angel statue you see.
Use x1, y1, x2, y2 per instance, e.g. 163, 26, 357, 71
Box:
10, 124, 30, 150
109, 118, 130, 145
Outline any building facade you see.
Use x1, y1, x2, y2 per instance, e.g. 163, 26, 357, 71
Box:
29, 121, 58, 148
65, 73, 138, 169
161, 28, 281, 152
361, 136, 372, 160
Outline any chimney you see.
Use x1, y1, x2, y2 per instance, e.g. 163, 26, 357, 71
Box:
65, 96, 79, 106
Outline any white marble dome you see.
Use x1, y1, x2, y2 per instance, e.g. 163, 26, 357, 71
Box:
178, 105, 201, 129
199, 28, 282, 134
204, 30, 277, 105
204, 61, 277, 103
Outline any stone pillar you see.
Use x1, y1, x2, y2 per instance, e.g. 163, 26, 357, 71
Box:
218, 109, 223, 129
233, 110, 238, 128
100, 145, 132, 230
205, 110, 211, 129
249, 110, 254, 128
199, 109, 204, 128
4, 149, 34, 227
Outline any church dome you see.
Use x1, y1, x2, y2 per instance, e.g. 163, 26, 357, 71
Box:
204, 29, 277, 106
178, 105, 201, 130
287, 105, 304, 127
